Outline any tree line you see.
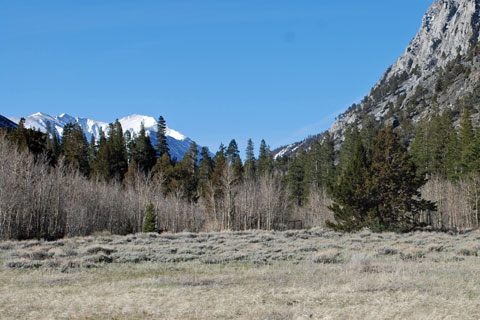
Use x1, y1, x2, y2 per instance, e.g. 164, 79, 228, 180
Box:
3, 106, 480, 239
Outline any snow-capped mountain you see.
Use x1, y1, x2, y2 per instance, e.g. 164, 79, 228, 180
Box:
9, 112, 205, 161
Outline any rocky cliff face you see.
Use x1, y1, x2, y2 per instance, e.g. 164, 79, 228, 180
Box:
274, 0, 480, 158
335, 0, 480, 138
388, 0, 480, 78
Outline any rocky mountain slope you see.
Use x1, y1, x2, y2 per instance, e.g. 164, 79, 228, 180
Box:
274, 0, 480, 158
9, 112, 206, 161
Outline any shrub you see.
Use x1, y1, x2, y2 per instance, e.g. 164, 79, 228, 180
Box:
142, 203, 156, 233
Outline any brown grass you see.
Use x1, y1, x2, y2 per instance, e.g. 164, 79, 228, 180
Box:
1, 228, 480, 319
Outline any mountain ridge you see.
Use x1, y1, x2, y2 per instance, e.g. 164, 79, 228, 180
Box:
274, 0, 480, 159
8, 112, 206, 161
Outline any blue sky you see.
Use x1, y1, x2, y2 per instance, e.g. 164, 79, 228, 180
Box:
1, 0, 433, 155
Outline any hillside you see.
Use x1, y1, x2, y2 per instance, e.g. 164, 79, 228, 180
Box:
274, 0, 480, 158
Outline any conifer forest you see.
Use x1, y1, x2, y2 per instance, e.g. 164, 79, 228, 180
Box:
2, 105, 480, 240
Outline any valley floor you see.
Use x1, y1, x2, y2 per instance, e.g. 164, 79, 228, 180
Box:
1, 229, 480, 319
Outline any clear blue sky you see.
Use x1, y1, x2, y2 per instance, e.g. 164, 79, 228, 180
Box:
1, 0, 433, 155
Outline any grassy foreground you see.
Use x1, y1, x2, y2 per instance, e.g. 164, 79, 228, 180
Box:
1, 229, 480, 319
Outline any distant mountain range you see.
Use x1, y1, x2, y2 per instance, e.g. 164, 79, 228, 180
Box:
8, 112, 207, 161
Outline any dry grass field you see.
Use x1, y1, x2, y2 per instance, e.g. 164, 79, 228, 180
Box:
1, 228, 480, 319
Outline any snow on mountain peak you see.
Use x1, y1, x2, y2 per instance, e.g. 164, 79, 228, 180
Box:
166, 128, 187, 141
119, 114, 157, 132
13, 112, 201, 160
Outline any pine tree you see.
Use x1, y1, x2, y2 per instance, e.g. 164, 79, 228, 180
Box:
244, 139, 256, 180
307, 139, 322, 188
129, 122, 156, 174
367, 126, 436, 232
152, 152, 174, 194
198, 147, 214, 182
337, 122, 360, 175
142, 203, 156, 233
92, 129, 110, 181
445, 129, 460, 180
319, 132, 335, 187
177, 141, 200, 201
123, 158, 139, 186
287, 150, 308, 206
327, 126, 436, 232
410, 118, 432, 177
360, 114, 378, 160
88, 135, 97, 171
459, 107, 475, 175
61, 122, 90, 176
210, 144, 227, 199
198, 147, 214, 198
45, 121, 60, 165
226, 139, 240, 164
107, 120, 129, 180
156, 115, 169, 158
257, 139, 273, 177
326, 138, 371, 232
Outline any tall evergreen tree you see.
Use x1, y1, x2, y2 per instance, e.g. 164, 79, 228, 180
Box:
92, 129, 110, 180
337, 122, 360, 175
328, 126, 436, 232
152, 152, 175, 195
327, 138, 371, 232
156, 115, 169, 158
257, 139, 273, 177
244, 139, 256, 180
61, 122, 90, 176
445, 129, 460, 180
459, 107, 476, 175
88, 135, 97, 171
410, 118, 431, 177
367, 126, 436, 231
107, 120, 129, 180
287, 150, 309, 206
319, 132, 336, 187
177, 141, 200, 201
226, 139, 240, 164
129, 122, 156, 174
198, 147, 214, 183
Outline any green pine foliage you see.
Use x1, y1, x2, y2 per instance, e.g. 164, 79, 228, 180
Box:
244, 139, 256, 180
156, 115, 169, 158
337, 122, 360, 175
257, 139, 273, 177
326, 139, 372, 232
287, 150, 309, 206
129, 122, 156, 174
327, 126, 436, 232
142, 203, 156, 233
91, 129, 110, 181
107, 120, 129, 180
61, 122, 90, 176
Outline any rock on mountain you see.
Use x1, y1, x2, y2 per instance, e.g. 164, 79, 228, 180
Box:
0, 115, 17, 130
274, 0, 480, 158
8, 112, 205, 161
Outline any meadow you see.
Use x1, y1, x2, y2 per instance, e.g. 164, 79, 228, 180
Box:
1, 228, 480, 319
